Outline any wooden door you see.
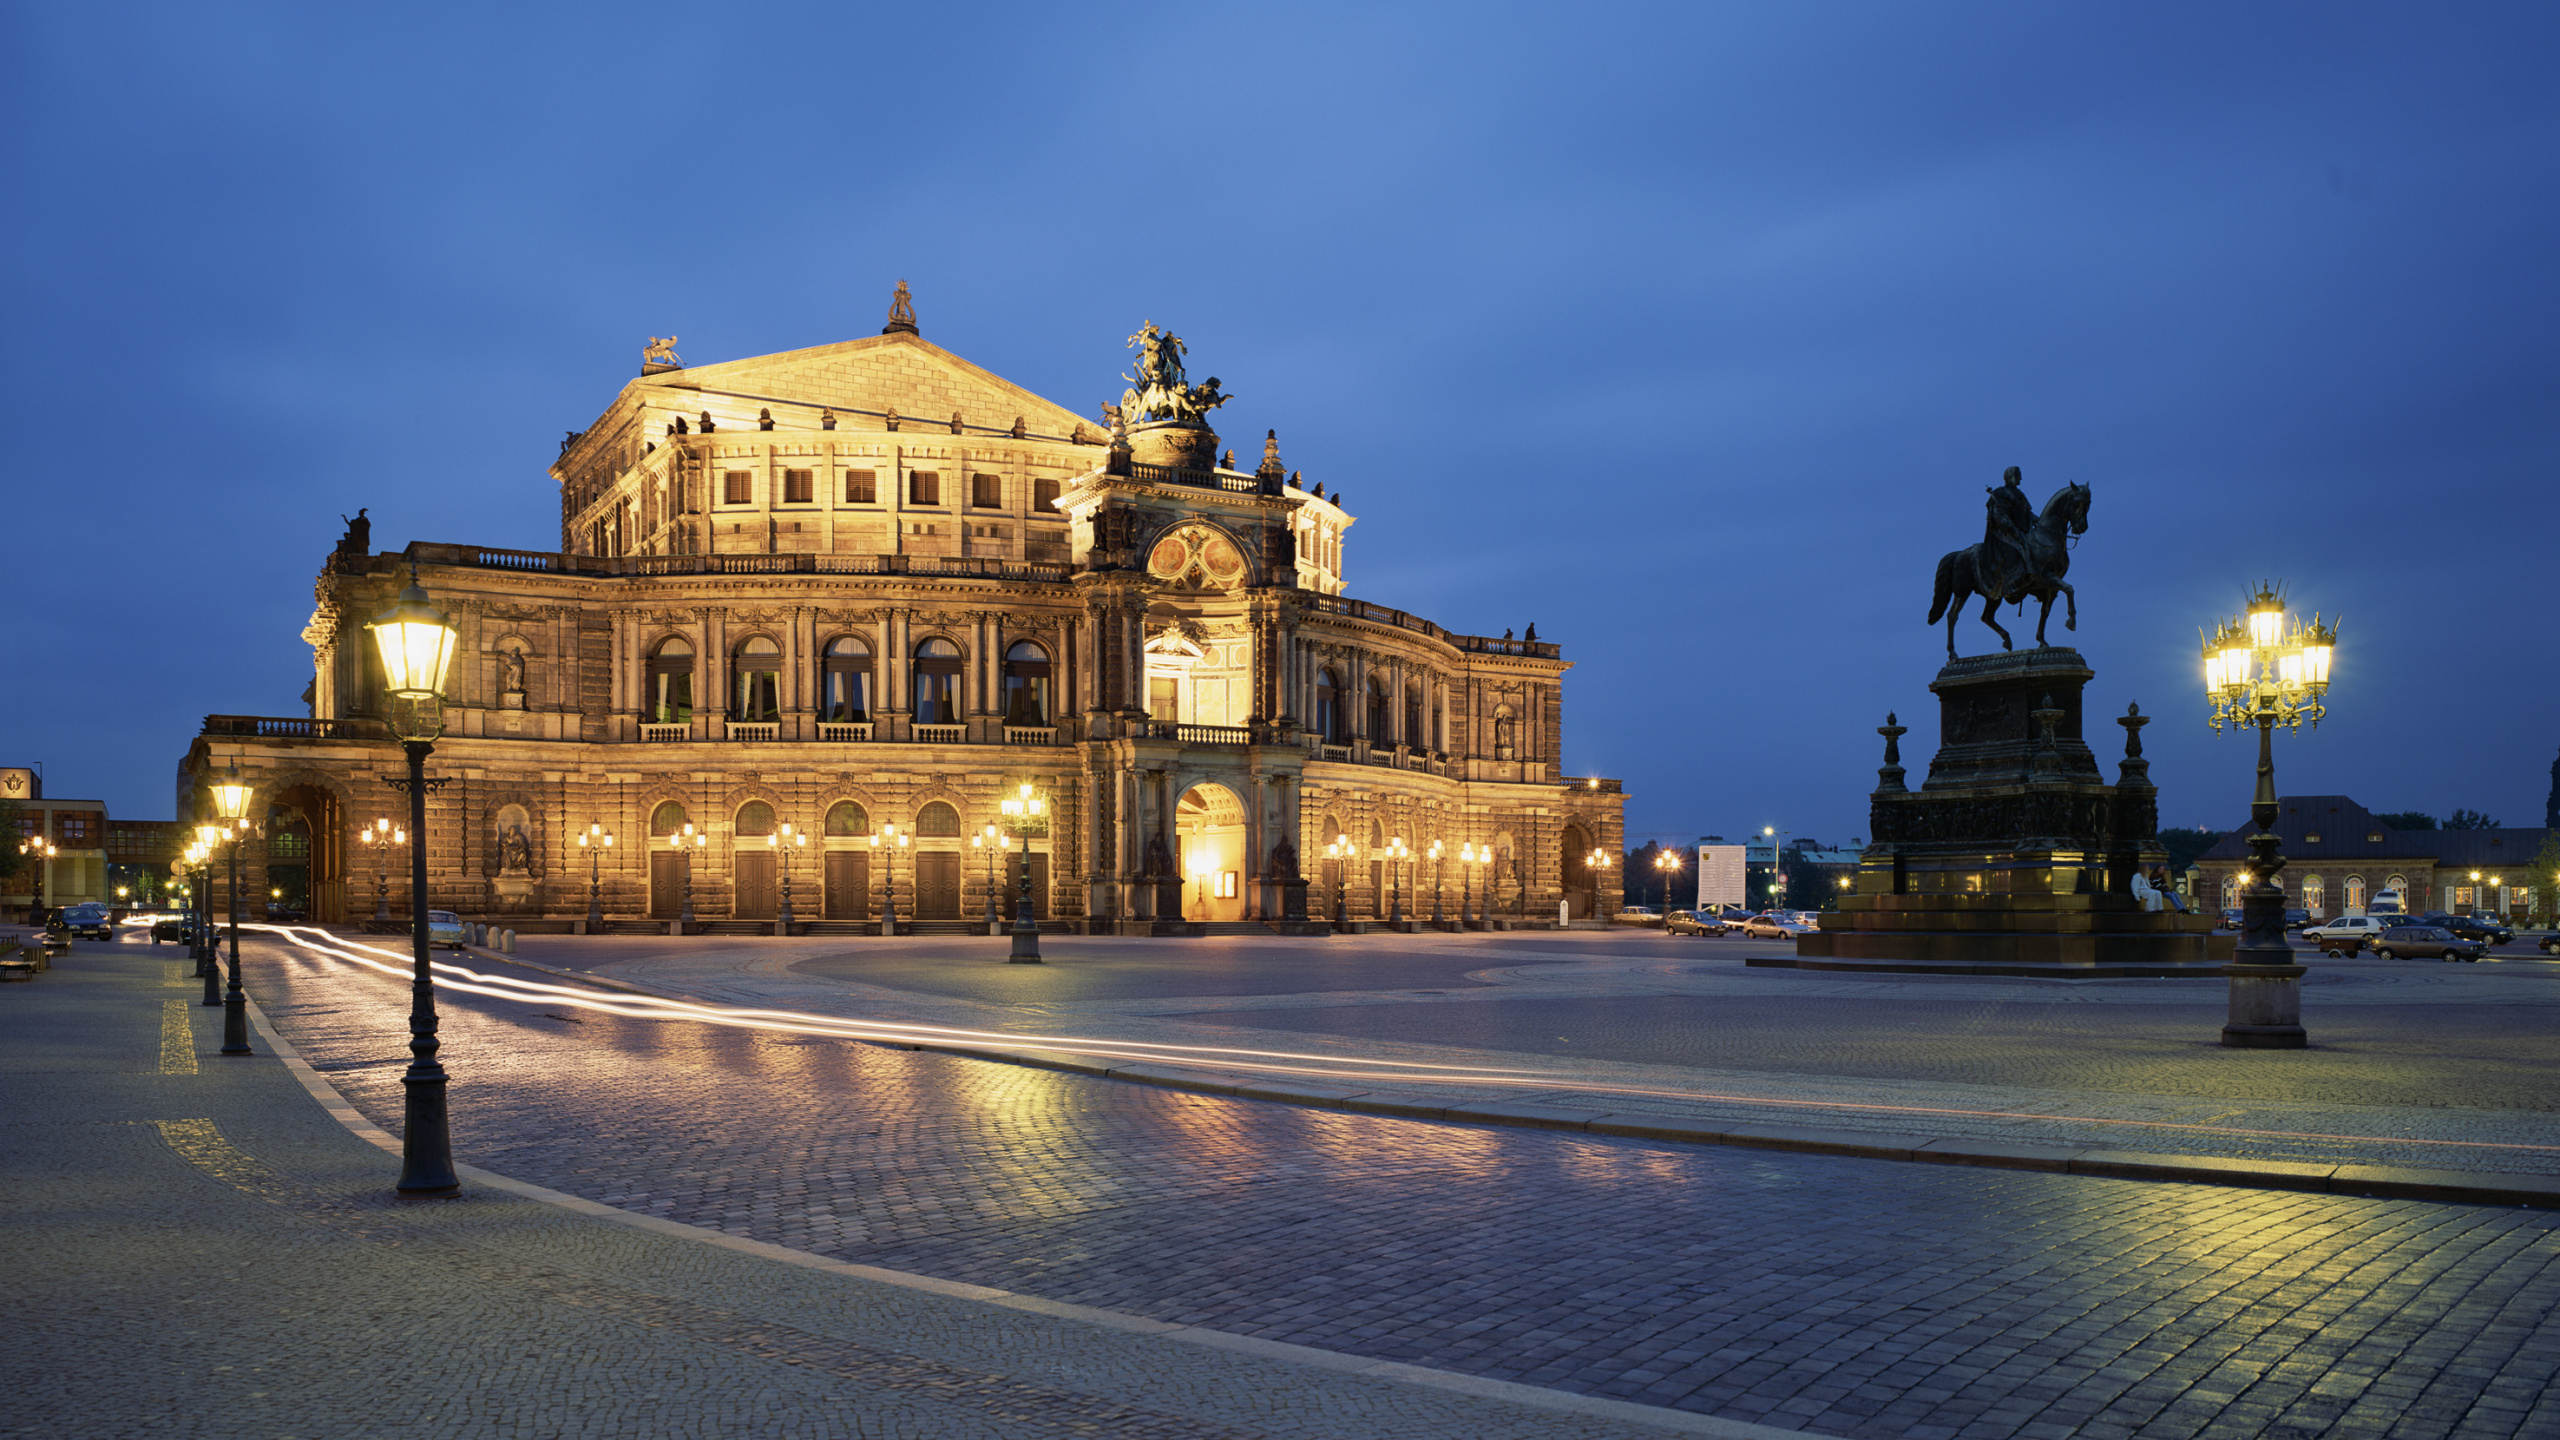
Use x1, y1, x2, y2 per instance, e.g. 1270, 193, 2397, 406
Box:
650, 851, 682, 919
1369, 860, 1384, 918
733, 852, 776, 918
914, 852, 960, 919
824, 851, 869, 919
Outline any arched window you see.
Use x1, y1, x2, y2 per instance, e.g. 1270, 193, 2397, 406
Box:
825, 800, 868, 836
735, 800, 775, 837
1366, 676, 1390, 742
820, 636, 871, 723
647, 637, 694, 723
1404, 684, 1423, 751
1003, 640, 1052, 727
2344, 876, 2367, 912
1316, 668, 1345, 744
913, 637, 962, 725
2221, 874, 2239, 910
2301, 875, 2324, 916
915, 801, 961, 837
649, 801, 688, 836
732, 637, 781, 721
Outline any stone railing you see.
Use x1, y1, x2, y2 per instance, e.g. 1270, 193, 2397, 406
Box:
1003, 726, 1060, 746
406, 543, 1072, 585
725, 721, 779, 742
818, 722, 873, 742
638, 723, 688, 742
200, 715, 387, 741
912, 724, 966, 745
1299, 594, 1562, 659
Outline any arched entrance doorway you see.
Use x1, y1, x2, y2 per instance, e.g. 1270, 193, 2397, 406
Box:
1560, 822, 1596, 921
270, 784, 344, 922
1175, 783, 1247, 922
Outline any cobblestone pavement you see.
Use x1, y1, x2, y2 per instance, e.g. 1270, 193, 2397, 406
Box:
0, 942, 1771, 1439
220, 931, 2560, 1439
525, 931, 2560, 1174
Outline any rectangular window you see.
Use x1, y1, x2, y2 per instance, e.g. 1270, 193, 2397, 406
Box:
909, 470, 941, 506
723, 471, 752, 505
971, 473, 1002, 509
783, 468, 813, 504
1149, 676, 1179, 723
1033, 477, 1061, 513
843, 468, 876, 504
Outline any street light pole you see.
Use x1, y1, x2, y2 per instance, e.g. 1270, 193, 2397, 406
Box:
1001, 784, 1047, 962
2202, 582, 2335, 1050
872, 824, 905, 936
369, 562, 463, 1196
675, 824, 705, 932
209, 765, 256, 1056
579, 822, 614, 930
1459, 842, 1479, 929
770, 822, 803, 932
975, 826, 1000, 930
1429, 839, 1444, 928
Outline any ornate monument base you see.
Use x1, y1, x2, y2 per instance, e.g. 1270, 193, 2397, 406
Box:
1791, 648, 2229, 974
488, 874, 539, 911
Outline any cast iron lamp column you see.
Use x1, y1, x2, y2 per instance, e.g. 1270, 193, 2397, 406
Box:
769, 823, 804, 932
1761, 827, 1788, 912
1324, 837, 1352, 928
1654, 848, 1683, 915
676, 824, 705, 931
210, 765, 256, 1055
2201, 583, 2336, 1049
579, 823, 614, 930
1459, 842, 1481, 929
872, 824, 906, 936
1000, 783, 1047, 962
974, 827, 1001, 930
1428, 840, 1444, 927
369, 565, 464, 1196
20, 836, 55, 926
1584, 848, 1613, 925
1385, 837, 1411, 928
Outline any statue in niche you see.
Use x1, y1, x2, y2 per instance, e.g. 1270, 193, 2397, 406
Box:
498, 824, 534, 876
1270, 837, 1298, 880
498, 646, 527, 695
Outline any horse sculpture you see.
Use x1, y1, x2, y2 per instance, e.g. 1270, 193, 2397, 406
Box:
1927, 481, 2091, 659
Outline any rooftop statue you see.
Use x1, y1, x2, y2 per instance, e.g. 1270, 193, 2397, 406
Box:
1120, 321, 1232, 426
643, 335, 681, 368
1925, 466, 2091, 659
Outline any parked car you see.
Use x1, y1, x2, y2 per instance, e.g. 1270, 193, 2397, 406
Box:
2370, 925, 2485, 962
1613, 905, 1664, 926
60, 903, 113, 941
427, 910, 468, 950
1739, 912, 1816, 939
1665, 909, 1731, 936
2282, 909, 2312, 931
2431, 914, 2512, 947
2540, 932, 2560, 957
2302, 915, 2393, 955
2217, 909, 2243, 930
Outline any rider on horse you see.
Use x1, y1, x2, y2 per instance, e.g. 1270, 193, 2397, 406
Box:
1981, 465, 2043, 604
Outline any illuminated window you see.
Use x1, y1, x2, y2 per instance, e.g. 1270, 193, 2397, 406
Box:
825, 801, 868, 835
820, 637, 871, 723
732, 637, 781, 722
2344, 876, 2366, 911
647, 638, 694, 723
1316, 669, 1345, 743
2301, 875, 2324, 914
1149, 676, 1178, 724
723, 471, 751, 505
734, 801, 774, 837
1003, 641, 1052, 727
912, 638, 962, 724
844, 469, 877, 504
783, 469, 813, 504
971, 473, 1002, 509
909, 470, 941, 507
2221, 874, 2239, 909
650, 801, 687, 836
915, 802, 961, 837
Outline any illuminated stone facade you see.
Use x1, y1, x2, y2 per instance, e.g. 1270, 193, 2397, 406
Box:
178, 302, 1624, 932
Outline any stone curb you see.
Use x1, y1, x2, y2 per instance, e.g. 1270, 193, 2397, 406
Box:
459, 944, 2560, 1211
240, 991, 1799, 1440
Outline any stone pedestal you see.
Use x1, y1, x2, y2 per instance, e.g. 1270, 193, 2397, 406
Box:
1796, 648, 2228, 972
488, 874, 538, 911
2222, 963, 2307, 1048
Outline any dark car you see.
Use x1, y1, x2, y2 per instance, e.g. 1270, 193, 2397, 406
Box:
1665, 909, 1730, 936
2371, 925, 2485, 962
2540, 933, 2560, 957
2283, 909, 2313, 931
2433, 914, 2512, 946
60, 903, 113, 941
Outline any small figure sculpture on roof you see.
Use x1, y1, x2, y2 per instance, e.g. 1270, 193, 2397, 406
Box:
758, 408, 775, 431
884, 406, 900, 433
337, 507, 370, 558
950, 411, 965, 434
819, 407, 837, 431
673, 415, 687, 434
1524, 623, 1538, 643
1011, 416, 1027, 439
698, 410, 715, 434
643, 336, 681, 368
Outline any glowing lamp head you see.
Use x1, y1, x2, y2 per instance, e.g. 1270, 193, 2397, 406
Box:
367, 571, 460, 703
195, 822, 226, 849
210, 764, 254, 822
2301, 616, 2336, 688
2246, 584, 2286, 648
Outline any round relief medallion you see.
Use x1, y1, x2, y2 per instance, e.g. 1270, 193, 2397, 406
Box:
1201, 537, 1243, 577
1148, 536, 1191, 576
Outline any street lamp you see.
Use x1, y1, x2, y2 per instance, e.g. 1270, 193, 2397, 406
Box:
1324, 836, 1353, 928
579, 822, 614, 929
973, 825, 1002, 929
768, 822, 805, 931
1428, 839, 1445, 927
672, 823, 707, 930
2201, 581, 2336, 1050
19, 835, 56, 925
359, 818, 403, 922
870, 823, 907, 936
1459, 841, 1484, 929
208, 766, 257, 1057
999, 783, 1047, 962
1762, 826, 1788, 912
1385, 836, 1411, 927
1653, 848, 1684, 914
184, 841, 219, 999
368, 563, 463, 1196
1584, 847, 1613, 924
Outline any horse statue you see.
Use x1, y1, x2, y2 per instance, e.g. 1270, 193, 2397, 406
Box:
1926, 480, 2091, 659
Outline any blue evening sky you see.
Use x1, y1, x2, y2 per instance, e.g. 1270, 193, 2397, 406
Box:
5, 2, 2554, 844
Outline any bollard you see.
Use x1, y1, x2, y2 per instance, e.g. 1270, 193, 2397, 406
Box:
501, 929, 515, 953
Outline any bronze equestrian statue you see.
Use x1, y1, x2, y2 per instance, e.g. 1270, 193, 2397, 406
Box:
1927, 467, 2091, 660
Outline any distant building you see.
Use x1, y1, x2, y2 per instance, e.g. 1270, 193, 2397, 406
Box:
4, 785, 111, 913
2189, 795, 2548, 919
106, 819, 185, 904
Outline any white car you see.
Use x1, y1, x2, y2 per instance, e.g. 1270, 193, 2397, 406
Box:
426, 910, 469, 950
2302, 915, 2391, 952
1739, 913, 1817, 939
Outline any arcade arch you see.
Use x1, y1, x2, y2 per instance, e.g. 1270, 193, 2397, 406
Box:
1176, 782, 1248, 922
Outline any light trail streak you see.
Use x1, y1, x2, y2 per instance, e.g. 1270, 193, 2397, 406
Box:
251, 924, 2560, 1156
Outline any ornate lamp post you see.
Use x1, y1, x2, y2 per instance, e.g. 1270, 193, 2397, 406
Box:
368, 564, 463, 1195
184, 840, 219, 997
672, 823, 706, 930
1761, 826, 1788, 912
768, 822, 805, 931
2468, 870, 2500, 921
209, 766, 257, 1056
871, 823, 907, 936
578, 822, 615, 929
359, 818, 403, 922
2201, 582, 2335, 1049
20, 835, 55, 925
1384, 837, 1411, 927
1428, 839, 1445, 927
1000, 783, 1047, 962
1654, 848, 1683, 914
1324, 836, 1353, 927
1584, 847, 1614, 924
1459, 841, 1483, 929
973, 825, 1002, 929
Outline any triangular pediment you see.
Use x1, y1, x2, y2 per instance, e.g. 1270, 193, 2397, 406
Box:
633, 332, 1089, 436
